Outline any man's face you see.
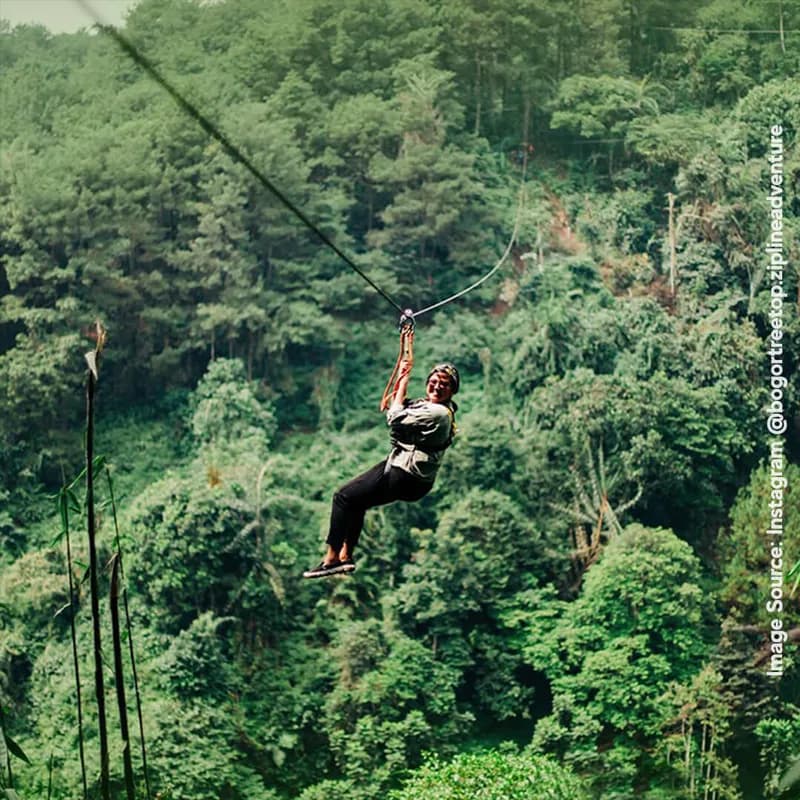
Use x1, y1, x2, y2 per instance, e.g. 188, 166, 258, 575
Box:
426, 372, 454, 404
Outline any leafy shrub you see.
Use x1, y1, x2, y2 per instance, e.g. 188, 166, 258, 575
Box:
389, 747, 589, 800
191, 357, 276, 457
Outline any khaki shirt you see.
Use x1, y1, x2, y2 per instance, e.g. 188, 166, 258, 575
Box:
385, 399, 454, 482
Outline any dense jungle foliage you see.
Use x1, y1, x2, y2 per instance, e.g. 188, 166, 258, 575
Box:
1, 0, 799, 797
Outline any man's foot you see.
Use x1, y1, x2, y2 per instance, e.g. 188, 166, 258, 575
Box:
302, 560, 352, 579
339, 558, 356, 573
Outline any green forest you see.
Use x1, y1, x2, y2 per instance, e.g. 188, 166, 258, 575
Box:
1, 0, 799, 797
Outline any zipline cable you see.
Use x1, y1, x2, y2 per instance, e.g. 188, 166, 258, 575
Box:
75, 0, 405, 315
412, 147, 529, 320
77, 0, 528, 325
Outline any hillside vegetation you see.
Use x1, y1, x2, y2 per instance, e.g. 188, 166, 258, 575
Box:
0, 1, 798, 798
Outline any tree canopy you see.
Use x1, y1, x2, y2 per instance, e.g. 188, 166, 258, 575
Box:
0, 1, 797, 799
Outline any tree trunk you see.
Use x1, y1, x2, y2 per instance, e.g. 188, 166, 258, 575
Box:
474, 56, 482, 136
668, 192, 677, 297
683, 719, 692, 796
522, 95, 531, 148
537, 227, 544, 269
703, 726, 714, 800
700, 723, 708, 800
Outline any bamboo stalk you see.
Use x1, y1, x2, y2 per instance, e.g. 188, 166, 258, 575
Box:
109, 555, 136, 800
106, 468, 151, 800
85, 331, 110, 800
689, 720, 695, 797
60, 489, 88, 800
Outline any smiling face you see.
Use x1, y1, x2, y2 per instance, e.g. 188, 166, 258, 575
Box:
426, 372, 454, 404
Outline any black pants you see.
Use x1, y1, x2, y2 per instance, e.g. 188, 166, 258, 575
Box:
326, 460, 432, 554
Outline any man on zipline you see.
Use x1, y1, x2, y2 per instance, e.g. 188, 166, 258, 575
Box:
303, 360, 459, 578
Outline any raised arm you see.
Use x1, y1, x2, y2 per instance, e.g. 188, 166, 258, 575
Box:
389, 358, 412, 413
381, 321, 415, 412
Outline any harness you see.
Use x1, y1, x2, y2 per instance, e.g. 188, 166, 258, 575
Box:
384, 402, 456, 476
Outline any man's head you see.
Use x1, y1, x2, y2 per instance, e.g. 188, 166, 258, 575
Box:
425, 363, 459, 404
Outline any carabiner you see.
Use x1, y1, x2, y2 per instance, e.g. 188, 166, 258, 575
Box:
398, 308, 415, 331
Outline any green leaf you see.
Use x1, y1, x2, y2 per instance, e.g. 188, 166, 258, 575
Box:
105, 467, 116, 494
779, 754, 800, 792
85, 350, 99, 379
4, 733, 30, 765
65, 468, 87, 493
66, 488, 82, 513
78, 565, 91, 587
53, 602, 72, 620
